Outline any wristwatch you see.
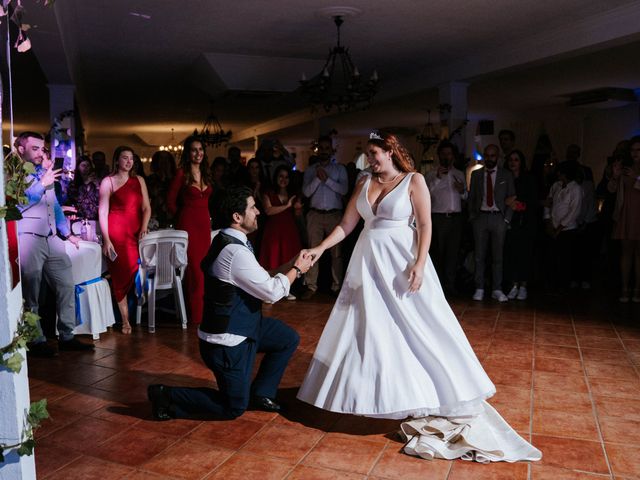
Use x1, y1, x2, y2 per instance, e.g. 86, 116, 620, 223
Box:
292, 266, 303, 279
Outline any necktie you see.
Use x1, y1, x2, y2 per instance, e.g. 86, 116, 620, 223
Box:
246, 240, 254, 254
486, 169, 494, 207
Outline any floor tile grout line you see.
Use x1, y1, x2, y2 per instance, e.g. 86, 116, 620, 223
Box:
612, 322, 640, 380
130, 425, 226, 477
365, 439, 390, 477
243, 418, 330, 474
443, 458, 454, 480
286, 426, 327, 473
37, 451, 85, 480
573, 313, 615, 479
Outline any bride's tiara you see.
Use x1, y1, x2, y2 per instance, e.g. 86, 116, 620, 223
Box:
369, 132, 383, 141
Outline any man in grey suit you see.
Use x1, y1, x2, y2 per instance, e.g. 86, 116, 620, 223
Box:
468, 144, 516, 302
15, 132, 94, 357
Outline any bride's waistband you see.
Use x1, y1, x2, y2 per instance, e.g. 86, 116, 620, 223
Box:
364, 218, 412, 229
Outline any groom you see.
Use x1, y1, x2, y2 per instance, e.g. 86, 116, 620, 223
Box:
148, 187, 312, 420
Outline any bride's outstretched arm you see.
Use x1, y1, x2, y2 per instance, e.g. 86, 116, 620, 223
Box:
304, 177, 366, 264
408, 173, 432, 292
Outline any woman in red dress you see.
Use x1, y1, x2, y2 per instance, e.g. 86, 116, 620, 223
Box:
259, 165, 302, 299
99, 146, 151, 334
167, 136, 212, 325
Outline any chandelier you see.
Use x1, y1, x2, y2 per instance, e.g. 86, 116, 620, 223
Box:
299, 15, 378, 112
417, 104, 468, 153
193, 107, 232, 147
159, 129, 183, 155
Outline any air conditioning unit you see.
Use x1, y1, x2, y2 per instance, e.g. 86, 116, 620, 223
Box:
566, 87, 638, 109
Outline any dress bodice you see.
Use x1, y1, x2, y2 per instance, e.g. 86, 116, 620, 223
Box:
357, 173, 414, 228
109, 177, 142, 215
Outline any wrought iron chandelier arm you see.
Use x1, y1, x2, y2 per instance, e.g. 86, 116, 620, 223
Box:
298, 14, 378, 111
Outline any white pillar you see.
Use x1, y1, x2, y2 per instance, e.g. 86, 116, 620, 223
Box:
438, 82, 469, 158
47, 84, 76, 172
0, 157, 36, 478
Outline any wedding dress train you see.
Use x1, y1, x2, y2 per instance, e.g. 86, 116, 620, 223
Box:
297, 173, 541, 463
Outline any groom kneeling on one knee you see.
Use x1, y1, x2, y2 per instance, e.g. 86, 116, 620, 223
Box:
148, 186, 313, 420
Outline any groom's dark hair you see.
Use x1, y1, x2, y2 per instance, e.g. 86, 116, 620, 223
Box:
218, 186, 254, 228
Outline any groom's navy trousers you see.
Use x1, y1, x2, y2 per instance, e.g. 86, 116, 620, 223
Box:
168, 316, 299, 419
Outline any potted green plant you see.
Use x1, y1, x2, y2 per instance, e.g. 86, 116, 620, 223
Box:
1, 151, 35, 221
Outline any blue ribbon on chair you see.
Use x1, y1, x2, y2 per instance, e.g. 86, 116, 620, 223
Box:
74, 276, 103, 325
135, 258, 143, 297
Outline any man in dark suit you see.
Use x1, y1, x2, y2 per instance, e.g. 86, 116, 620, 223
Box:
468, 144, 516, 302
147, 187, 313, 420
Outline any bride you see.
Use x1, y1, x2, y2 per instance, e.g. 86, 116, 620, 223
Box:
297, 131, 541, 463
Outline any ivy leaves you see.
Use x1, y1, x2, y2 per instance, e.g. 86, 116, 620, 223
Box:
0, 310, 40, 373
0, 311, 49, 462
0, 399, 49, 462
1, 151, 35, 221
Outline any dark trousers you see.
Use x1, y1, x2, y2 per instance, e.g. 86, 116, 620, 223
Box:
504, 224, 535, 286
169, 316, 299, 419
554, 229, 579, 288
576, 221, 601, 283
472, 213, 507, 291
430, 213, 463, 292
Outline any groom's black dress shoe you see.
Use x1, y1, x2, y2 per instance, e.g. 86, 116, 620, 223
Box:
147, 384, 173, 421
250, 396, 283, 413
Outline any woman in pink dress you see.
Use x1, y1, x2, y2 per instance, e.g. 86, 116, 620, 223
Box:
259, 166, 303, 299
167, 136, 212, 325
99, 146, 151, 334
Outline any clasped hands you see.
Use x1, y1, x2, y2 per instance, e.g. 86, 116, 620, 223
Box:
316, 167, 329, 182
300, 247, 324, 268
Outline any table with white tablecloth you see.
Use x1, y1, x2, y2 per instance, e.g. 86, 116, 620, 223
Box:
64, 240, 115, 339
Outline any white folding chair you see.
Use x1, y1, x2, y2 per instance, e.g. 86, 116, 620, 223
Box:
136, 230, 189, 333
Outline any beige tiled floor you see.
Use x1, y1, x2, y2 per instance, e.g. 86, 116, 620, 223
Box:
29, 291, 640, 479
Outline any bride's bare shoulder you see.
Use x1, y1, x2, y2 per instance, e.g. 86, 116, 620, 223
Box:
355, 174, 369, 190
409, 172, 427, 189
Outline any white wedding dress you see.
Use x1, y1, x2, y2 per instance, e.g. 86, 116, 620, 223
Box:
297, 173, 541, 463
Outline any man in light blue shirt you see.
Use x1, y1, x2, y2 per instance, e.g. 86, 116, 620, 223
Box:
15, 132, 93, 356
301, 136, 348, 298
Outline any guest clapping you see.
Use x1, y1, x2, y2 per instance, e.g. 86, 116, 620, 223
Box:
99, 146, 151, 334
259, 166, 303, 301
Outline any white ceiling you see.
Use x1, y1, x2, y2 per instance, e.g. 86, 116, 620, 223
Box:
15, 0, 640, 147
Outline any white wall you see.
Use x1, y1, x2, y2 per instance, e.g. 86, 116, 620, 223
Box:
583, 104, 640, 173
0, 166, 36, 478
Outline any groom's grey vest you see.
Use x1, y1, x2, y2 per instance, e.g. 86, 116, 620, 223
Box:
18, 176, 59, 236
200, 232, 262, 340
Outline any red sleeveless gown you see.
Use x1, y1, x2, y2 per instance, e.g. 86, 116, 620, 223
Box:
168, 170, 212, 325
107, 177, 143, 302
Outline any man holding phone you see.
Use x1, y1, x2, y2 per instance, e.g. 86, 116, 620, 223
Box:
15, 131, 94, 357
425, 141, 467, 295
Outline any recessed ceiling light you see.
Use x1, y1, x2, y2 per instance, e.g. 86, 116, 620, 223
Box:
315, 6, 362, 19
129, 12, 151, 20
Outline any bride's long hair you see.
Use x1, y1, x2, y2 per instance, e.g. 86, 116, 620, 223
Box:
367, 131, 415, 173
